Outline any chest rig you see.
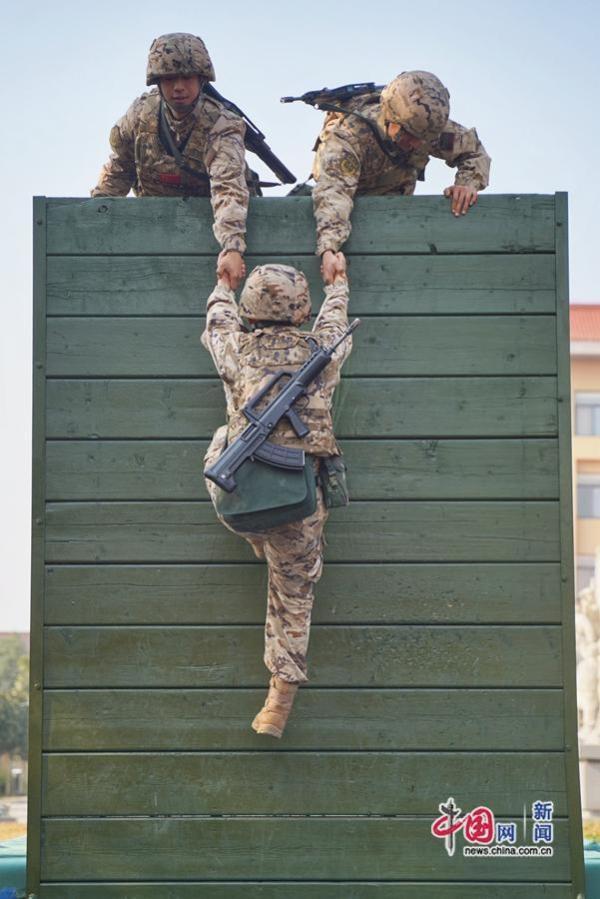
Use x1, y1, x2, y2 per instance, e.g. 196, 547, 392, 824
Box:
133, 92, 219, 196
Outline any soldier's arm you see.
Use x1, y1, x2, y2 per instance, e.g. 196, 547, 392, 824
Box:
312, 128, 362, 257
91, 99, 140, 197
205, 114, 250, 255
200, 282, 243, 383
430, 120, 491, 189
429, 120, 490, 216
312, 275, 353, 368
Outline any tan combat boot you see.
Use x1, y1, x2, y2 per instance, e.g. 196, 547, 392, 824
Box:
252, 675, 299, 738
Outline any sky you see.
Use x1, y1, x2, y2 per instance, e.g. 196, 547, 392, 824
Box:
0, 0, 598, 631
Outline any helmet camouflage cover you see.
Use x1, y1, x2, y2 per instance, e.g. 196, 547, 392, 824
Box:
380, 71, 450, 141
146, 32, 215, 85
239, 265, 312, 325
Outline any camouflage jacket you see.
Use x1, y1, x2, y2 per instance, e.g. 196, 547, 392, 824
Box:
312, 94, 491, 255
91, 89, 250, 253
201, 282, 352, 456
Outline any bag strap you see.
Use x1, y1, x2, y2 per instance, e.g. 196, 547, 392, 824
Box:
158, 100, 210, 184
158, 100, 272, 191
318, 100, 412, 167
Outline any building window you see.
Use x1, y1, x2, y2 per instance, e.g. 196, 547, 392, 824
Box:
578, 476, 600, 518
576, 393, 600, 435
577, 556, 595, 594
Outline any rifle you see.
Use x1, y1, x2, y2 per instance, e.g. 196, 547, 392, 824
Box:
205, 319, 360, 493
281, 81, 421, 175
281, 82, 384, 110
204, 84, 296, 185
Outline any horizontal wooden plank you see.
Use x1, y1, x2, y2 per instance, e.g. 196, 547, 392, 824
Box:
46, 316, 557, 377
43, 625, 562, 687
43, 688, 564, 751
45, 501, 560, 564
46, 253, 556, 316
38, 884, 577, 899
45, 438, 559, 502
46, 377, 558, 439
44, 562, 562, 625
42, 752, 567, 816
40, 817, 570, 881
45, 195, 556, 255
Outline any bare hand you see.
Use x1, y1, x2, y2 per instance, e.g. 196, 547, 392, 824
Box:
444, 185, 478, 217
217, 250, 246, 290
321, 250, 347, 285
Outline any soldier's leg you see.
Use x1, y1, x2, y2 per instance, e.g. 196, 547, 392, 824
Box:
251, 489, 328, 737
203, 427, 266, 559
261, 488, 329, 684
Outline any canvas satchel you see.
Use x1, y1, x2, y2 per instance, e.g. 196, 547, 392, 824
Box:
214, 456, 317, 532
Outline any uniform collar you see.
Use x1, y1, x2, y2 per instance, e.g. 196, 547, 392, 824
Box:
163, 94, 203, 141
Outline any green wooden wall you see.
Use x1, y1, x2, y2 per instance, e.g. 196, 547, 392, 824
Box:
29, 193, 585, 897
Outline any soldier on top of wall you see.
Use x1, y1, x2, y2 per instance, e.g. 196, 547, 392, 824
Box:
308, 71, 491, 281
91, 33, 251, 289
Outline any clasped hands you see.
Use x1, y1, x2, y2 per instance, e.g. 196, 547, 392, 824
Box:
217, 249, 246, 290
320, 250, 347, 285
217, 247, 347, 290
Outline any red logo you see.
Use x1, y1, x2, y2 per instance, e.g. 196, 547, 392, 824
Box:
159, 173, 182, 185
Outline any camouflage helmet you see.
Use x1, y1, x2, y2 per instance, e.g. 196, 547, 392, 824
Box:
146, 33, 215, 86
239, 265, 311, 325
380, 71, 450, 141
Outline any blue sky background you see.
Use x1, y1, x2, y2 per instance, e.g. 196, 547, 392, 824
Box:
1, 0, 598, 629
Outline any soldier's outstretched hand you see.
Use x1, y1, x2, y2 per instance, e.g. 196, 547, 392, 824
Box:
217, 250, 246, 291
321, 250, 347, 285
444, 185, 478, 217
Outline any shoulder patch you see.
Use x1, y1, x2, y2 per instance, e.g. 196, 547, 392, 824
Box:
339, 151, 360, 177
439, 132, 455, 151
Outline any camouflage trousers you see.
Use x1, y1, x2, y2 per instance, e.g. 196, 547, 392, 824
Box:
205, 427, 329, 684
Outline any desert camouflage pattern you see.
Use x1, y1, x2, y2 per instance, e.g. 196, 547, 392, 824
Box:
146, 32, 216, 85
239, 264, 312, 324
380, 71, 450, 140
202, 270, 352, 683
204, 430, 328, 683
312, 91, 491, 255
201, 276, 352, 456
91, 90, 250, 253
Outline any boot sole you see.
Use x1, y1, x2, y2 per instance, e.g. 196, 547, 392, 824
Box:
251, 715, 283, 738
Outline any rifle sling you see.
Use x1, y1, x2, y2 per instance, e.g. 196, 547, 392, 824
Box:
316, 100, 425, 178
158, 101, 275, 188
158, 101, 210, 184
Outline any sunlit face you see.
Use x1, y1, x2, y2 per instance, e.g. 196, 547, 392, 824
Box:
385, 121, 425, 151
159, 74, 202, 115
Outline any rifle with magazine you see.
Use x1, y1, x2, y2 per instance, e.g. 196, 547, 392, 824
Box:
281, 81, 419, 171
205, 319, 360, 494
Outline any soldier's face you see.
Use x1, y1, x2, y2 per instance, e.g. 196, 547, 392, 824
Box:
159, 75, 202, 113
386, 122, 424, 151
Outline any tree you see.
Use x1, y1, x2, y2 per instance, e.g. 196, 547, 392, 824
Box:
0, 637, 29, 755
0, 636, 27, 693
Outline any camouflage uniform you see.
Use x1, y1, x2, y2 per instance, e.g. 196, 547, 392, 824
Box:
202, 266, 352, 683
312, 72, 491, 255
91, 33, 251, 253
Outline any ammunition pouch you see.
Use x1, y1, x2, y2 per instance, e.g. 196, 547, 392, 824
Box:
319, 454, 350, 508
